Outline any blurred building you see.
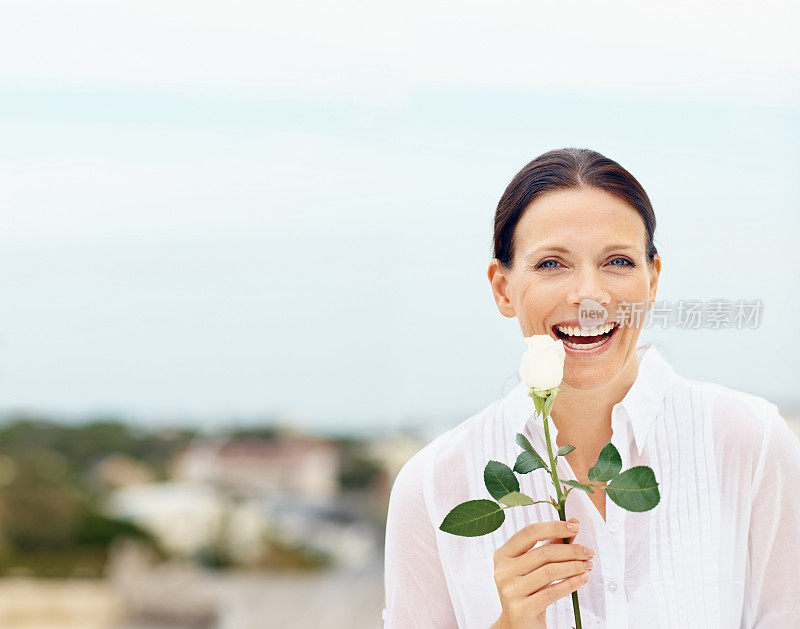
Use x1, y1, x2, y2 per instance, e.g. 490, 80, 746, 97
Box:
104, 435, 381, 571
172, 438, 341, 502
107, 481, 227, 556
255, 495, 378, 569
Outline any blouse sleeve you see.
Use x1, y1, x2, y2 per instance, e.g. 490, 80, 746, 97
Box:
742, 408, 800, 626
383, 445, 459, 628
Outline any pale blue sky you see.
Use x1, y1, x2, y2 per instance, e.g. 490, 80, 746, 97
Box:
0, 2, 798, 434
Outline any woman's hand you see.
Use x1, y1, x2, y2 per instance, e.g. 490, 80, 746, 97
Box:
491, 518, 594, 629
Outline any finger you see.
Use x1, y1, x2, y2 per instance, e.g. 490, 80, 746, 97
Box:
513, 541, 593, 577
541, 517, 581, 546
521, 559, 591, 596
530, 571, 590, 609
499, 519, 580, 559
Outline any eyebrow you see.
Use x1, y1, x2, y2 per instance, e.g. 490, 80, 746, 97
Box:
525, 243, 639, 260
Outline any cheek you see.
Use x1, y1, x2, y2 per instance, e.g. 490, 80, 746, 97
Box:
520, 282, 559, 311
520, 291, 562, 335
611, 275, 651, 300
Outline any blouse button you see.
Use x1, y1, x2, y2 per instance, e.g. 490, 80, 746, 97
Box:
608, 521, 619, 533
608, 580, 618, 592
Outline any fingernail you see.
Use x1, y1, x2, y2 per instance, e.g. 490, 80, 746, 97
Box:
586, 547, 596, 558
567, 521, 580, 532
583, 560, 593, 570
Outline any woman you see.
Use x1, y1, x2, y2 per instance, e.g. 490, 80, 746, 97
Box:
382, 148, 800, 628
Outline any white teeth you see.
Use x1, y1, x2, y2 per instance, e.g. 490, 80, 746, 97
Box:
563, 336, 609, 350
556, 322, 615, 336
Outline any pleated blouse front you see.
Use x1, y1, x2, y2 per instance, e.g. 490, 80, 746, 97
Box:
383, 344, 800, 628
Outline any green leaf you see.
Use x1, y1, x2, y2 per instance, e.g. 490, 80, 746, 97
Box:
498, 491, 535, 507
513, 450, 548, 474
515, 433, 536, 453
439, 499, 505, 537
513, 434, 548, 474
559, 478, 595, 494
588, 441, 623, 482
605, 466, 660, 512
484, 460, 519, 500
557, 445, 575, 457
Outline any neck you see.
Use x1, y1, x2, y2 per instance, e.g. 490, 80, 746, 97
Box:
548, 352, 640, 467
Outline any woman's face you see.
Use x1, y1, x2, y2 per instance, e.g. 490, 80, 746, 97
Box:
488, 186, 661, 390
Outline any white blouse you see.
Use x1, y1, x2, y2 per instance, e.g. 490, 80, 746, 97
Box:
383, 344, 800, 628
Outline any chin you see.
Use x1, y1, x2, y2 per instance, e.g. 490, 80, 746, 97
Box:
561, 375, 612, 391
561, 363, 620, 390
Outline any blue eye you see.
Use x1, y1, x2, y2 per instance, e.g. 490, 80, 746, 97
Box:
537, 259, 560, 269
609, 257, 634, 267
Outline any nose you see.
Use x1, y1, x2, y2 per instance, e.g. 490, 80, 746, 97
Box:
566, 266, 611, 307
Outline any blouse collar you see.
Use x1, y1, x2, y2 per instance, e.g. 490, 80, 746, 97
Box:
501, 344, 678, 457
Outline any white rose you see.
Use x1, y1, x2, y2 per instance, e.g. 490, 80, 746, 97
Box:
518, 335, 566, 390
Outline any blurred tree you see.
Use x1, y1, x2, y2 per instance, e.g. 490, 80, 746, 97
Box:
0, 419, 169, 576
336, 438, 383, 490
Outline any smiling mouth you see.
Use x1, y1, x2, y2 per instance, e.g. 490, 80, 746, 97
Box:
551, 322, 619, 350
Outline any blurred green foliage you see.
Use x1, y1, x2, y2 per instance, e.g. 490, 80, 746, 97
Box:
338, 450, 383, 490
0, 416, 184, 576
0, 415, 198, 481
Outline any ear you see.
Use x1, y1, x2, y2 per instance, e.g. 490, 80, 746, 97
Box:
648, 253, 662, 304
487, 258, 516, 318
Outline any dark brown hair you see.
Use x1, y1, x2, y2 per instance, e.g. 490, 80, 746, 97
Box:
492, 148, 658, 268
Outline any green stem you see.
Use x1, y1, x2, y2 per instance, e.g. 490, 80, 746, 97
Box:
542, 412, 564, 506
542, 398, 583, 629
